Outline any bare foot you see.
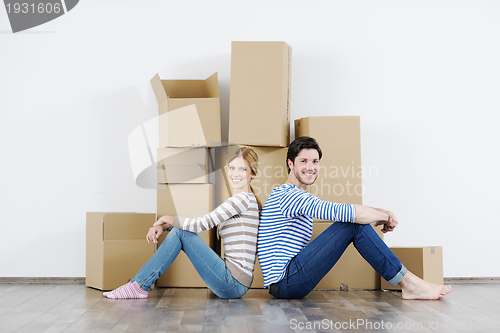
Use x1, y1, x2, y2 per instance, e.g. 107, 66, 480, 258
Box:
399, 272, 452, 300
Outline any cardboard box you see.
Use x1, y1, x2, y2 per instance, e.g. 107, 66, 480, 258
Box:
380, 247, 444, 290
295, 116, 363, 213
210, 145, 288, 206
157, 147, 209, 184
86, 212, 156, 291
312, 222, 384, 290
229, 41, 292, 147
151, 73, 221, 147
156, 184, 216, 287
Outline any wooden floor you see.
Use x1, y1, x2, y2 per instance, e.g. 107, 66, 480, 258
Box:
1, 284, 499, 333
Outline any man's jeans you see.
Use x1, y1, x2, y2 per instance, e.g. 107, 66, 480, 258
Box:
131, 228, 248, 299
268, 222, 407, 299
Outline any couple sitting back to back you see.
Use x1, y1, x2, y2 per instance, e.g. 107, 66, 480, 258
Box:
104, 137, 451, 300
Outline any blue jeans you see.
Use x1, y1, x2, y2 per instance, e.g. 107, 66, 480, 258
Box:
131, 228, 248, 299
268, 222, 408, 299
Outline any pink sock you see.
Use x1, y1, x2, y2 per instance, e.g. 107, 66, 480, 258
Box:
103, 281, 148, 299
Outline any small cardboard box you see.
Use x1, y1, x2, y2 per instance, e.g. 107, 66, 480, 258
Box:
151, 73, 221, 147
156, 184, 216, 287
312, 222, 384, 290
210, 145, 288, 207
229, 41, 292, 147
295, 116, 363, 209
157, 147, 209, 184
380, 247, 444, 290
86, 212, 156, 291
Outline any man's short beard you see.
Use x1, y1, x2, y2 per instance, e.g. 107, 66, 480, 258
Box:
294, 169, 318, 186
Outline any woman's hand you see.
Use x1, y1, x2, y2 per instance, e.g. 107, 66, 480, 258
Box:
154, 215, 174, 228
146, 225, 163, 243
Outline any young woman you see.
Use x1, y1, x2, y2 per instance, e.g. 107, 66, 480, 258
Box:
104, 147, 261, 299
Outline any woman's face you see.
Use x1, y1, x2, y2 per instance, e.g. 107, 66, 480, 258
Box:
227, 156, 254, 194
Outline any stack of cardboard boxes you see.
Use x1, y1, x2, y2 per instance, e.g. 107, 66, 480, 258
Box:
150, 73, 220, 287
226, 41, 384, 289
87, 41, 443, 291
220, 41, 292, 288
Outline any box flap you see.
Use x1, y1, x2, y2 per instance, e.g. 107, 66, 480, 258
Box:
205, 72, 220, 98
102, 213, 155, 240
150, 74, 168, 105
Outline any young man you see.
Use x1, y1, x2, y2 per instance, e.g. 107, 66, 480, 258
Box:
257, 136, 452, 299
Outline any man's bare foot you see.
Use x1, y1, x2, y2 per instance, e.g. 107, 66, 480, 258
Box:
399, 271, 452, 300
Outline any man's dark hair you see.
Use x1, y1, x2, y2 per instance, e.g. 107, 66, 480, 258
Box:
286, 136, 322, 174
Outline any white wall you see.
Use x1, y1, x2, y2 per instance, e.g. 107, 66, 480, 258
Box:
1, 0, 499, 278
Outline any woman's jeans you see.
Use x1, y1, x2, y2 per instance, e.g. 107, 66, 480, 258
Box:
131, 228, 248, 299
268, 222, 408, 299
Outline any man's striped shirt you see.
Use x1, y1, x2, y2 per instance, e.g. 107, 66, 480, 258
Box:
172, 191, 259, 287
257, 183, 356, 287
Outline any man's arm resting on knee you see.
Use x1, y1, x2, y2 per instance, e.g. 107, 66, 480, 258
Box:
354, 205, 398, 232
354, 205, 389, 224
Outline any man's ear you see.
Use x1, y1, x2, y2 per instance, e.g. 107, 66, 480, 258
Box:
287, 158, 294, 171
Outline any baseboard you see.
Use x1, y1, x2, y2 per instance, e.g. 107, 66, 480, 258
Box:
0, 277, 85, 284
444, 277, 500, 284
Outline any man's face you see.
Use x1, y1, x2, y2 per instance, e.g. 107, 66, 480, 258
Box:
289, 149, 320, 187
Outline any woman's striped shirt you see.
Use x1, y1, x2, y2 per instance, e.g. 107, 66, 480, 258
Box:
172, 191, 260, 287
257, 183, 356, 287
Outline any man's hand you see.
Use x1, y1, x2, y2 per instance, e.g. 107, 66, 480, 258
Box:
146, 225, 163, 243
374, 211, 398, 233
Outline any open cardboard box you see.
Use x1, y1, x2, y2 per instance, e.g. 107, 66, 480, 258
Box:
151, 73, 221, 147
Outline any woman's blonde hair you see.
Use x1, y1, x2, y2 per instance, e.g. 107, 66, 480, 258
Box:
227, 146, 262, 211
